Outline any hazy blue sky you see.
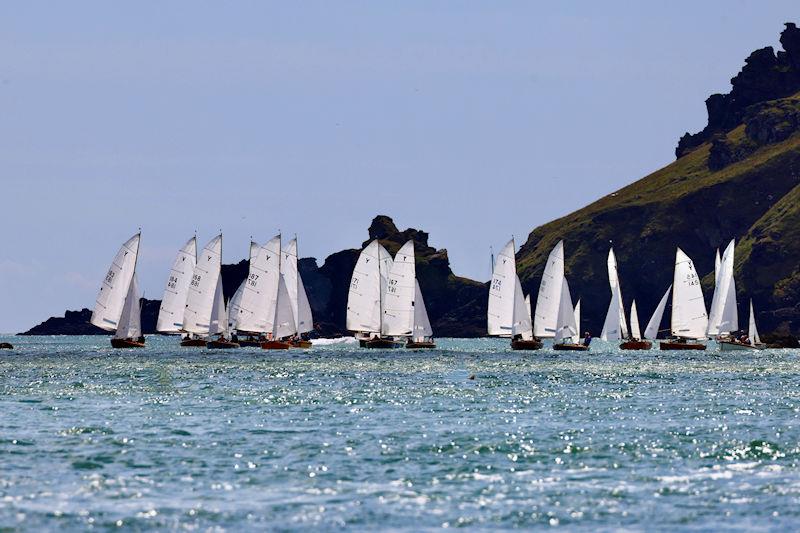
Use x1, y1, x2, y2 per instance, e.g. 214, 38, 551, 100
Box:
0, 1, 796, 332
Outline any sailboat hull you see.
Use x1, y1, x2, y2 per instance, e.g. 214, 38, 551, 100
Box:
261, 340, 292, 350
620, 340, 652, 350
207, 340, 240, 349
365, 338, 405, 349
291, 339, 313, 348
660, 340, 706, 350
111, 338, 146, 348
719, 340, 765, 351
407, 340, 436, 349
180, 338, 207, 347
511, 339, 543, 350
553, 343, 589, 351
0, 343, 14, 349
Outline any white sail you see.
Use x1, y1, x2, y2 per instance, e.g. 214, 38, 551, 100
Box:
748, 299, 760, 345
606, 248, 629, 338
512, 275, 534, 340
182, 234, 222, 335
91, 233, 141, 331
208, 274, 227, 336
707, 240, 738, 336
630, 299, 642, 340
644, 285, 671, 340
273, 274, 296, 340
157, 236, 197, 333
487, 239, 516, 336
296, 273, 313, 334
228, 241, 259, 331
114, 275, 142, 339
412, 280, 433, 341
534, 240, 565, 338
600, 285, 623, 340
280, 237, 313, 335
382, 240, 416, 336
347, 240, 388, 333
671, 248, 708, 339
236, 235, 280, 333
554, 277, 578, 343
714, 248, 721, 285
573, 299, 581, 337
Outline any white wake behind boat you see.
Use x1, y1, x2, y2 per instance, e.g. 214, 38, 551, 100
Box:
90, 232, 145, 348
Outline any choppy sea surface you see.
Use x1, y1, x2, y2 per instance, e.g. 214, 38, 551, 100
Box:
2, 335, 800, 530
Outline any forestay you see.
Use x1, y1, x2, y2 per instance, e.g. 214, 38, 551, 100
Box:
671, 248, 708, 339
157, 236, 197, 333
182, 234, 222, 335
91, 233, 141, 332
382, 241, 416, 336
534, 241, 564, 338
487, 239, 517, 336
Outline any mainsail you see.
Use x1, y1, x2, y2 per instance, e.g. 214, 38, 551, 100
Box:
382, 240, 416, 336
346, 240, 393, 333
487, 239, 517, 336
671, 248, 708, 339
630, 299, 642, 340
533, 241, 564, 338
114, 275, 142, 340
236, 235, 280, 333
601, 285, 624, 340
182, 234, 222, 335
644, 286, 671, 340
229, 241, 259, 331
157, 236, 197, 333
91, 233, 141, 331
707, 240, 738, 336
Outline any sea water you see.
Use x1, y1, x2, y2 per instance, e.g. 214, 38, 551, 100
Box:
1, 335, 800, 530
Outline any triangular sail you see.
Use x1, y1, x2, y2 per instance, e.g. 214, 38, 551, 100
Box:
644, 285, 671, 340
208, 274, 227, 336
347, 240, 391, 333
708, 240, 738, 336
228, 241, 259, 331
534, 241, 564, 338
671, 248, 708, 339
512, 275, 533, 340
91, 233, 141, 331
412, 280, 433, 341
487, 239, 517, 336
525, 294, 532, 324
749, 299, 760, 345
382, 240, 416, 336
554, 277, 578, 343
296, 273, 313, 334
114, 275, 142, 339
183, 234, 222, 335
280, 237, 314, 335
157, 236, 197, 333
601, 285, 623, 340
573, 299, 581, 337
714, 249, 721, 285
630, 300, 642, 340
606, 248, 629, 338
236, 235, 280, 333
273, 274, 296, 340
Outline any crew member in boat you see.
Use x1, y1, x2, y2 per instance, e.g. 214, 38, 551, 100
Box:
739, 333, 750, 344
583, 331, 592, 347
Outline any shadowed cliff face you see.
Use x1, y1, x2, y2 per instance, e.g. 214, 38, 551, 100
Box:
22, 216, 488, 337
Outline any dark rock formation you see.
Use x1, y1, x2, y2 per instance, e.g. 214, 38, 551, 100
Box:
676, 23, 800, 158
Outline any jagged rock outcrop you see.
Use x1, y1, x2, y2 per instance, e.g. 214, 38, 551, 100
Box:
677, 23, 800, 158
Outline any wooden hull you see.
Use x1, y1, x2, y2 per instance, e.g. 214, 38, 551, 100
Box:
237, 339, 264, 348
407, 340, 436, 349
207, 340, 240, 349
111, 338, 146, 349
719, 340, 765, 351
0, 342, 13, 349
620, 340, 652, 350
553, 343, 589, 351
365, 338, 405, 349
511, 339, 543, 350
261, 340, 292, 350
660, 340, 706, 350
180, 338, 207, 347
291, 339, 313, 349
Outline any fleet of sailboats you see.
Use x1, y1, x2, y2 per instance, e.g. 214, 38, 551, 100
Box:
84, 230, 772, 353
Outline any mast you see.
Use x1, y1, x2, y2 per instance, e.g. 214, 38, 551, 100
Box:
378, 239, 383, 335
